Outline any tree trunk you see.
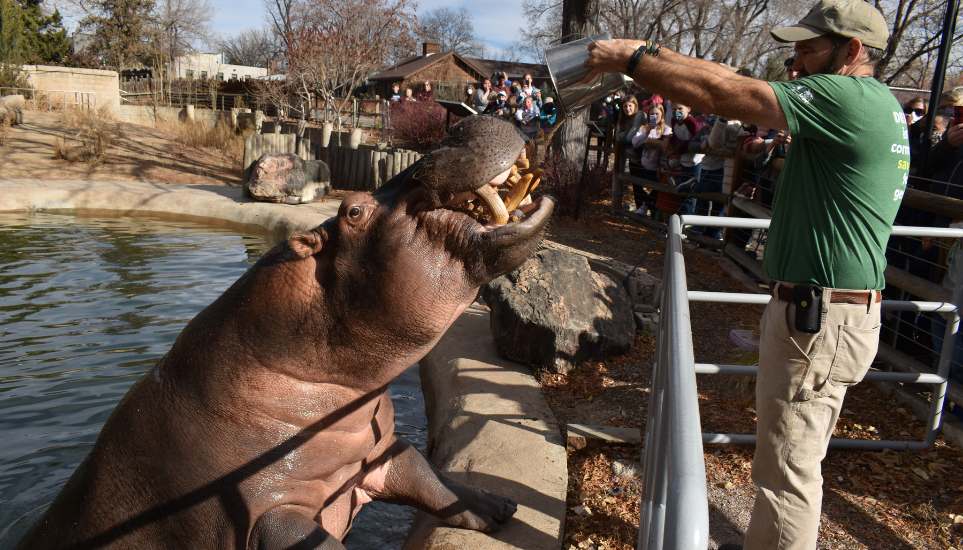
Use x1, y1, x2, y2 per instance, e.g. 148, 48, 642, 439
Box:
556, 0, 597, 166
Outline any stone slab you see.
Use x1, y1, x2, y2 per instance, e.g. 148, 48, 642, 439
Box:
406, 303, 567, 550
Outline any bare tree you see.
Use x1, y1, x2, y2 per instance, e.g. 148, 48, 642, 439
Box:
265, 0, 298, 58
217, 28, 279, 68
418, 7, 479, 55
155, 0, 211, 67
284, 0, 417, 136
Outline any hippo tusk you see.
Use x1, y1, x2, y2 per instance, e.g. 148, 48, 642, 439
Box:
474, 184, 510, 225
504, 173, 534, 212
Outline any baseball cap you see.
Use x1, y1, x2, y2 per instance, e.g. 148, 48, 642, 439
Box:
771, 0, 889, 50
497, 90, 507, 97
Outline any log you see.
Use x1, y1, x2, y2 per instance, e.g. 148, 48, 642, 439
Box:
373, 151, 383, 188
360, 150, 371, 190
566, 423, 641, 450
354, 148, 365, 189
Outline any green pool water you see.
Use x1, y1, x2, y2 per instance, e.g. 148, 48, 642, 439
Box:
0, 212, 425, 549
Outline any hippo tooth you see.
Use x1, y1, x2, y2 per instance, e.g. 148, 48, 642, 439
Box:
474, 184, 510, 225
504, 172, 534, 212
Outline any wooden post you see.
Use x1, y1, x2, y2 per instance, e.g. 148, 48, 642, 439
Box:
386, 150, 395, 180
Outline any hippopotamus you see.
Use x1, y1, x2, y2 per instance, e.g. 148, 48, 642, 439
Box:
18, 116, 554, 549
245, 153, 331, 205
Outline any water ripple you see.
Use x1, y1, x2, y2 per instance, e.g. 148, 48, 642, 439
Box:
0, 212, 426, 549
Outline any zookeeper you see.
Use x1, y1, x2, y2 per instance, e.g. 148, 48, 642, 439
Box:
584, 1, 908, 548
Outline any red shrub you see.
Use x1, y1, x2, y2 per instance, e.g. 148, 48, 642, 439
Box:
389, 101, 447, 151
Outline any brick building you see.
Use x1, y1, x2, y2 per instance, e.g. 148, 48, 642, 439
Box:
369, 41, 551, 101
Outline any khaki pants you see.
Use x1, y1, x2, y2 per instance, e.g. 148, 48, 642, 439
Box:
744, 285, 881, 550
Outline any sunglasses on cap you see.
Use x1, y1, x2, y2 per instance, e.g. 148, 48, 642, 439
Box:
903, 107, 925, 116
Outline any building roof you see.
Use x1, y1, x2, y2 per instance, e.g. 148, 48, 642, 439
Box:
369, 51, 492, 82
464, 58, 550, 81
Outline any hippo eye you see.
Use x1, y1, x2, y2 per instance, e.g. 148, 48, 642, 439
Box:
347, 206, 363, 219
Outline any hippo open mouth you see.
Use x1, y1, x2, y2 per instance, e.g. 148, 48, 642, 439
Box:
384, 116, 555, 284
439, 147, 547, 227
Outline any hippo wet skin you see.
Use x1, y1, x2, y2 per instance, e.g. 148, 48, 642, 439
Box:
18, 117, 554, 550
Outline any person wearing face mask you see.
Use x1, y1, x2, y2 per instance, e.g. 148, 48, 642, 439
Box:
585, 2, 906, 549
902, 96, 926, 127
629, 104, 672, 216
667, 103, 704, 195
909, 87, 963, 171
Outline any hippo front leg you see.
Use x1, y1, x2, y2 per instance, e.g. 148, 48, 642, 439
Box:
250, 506, 345, 550
362, 438, 517, 532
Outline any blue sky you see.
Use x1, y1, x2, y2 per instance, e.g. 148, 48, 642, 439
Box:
208, 0, 527, 56
55, 0, 529, 58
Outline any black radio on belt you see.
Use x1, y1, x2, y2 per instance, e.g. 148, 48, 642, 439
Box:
792, 284, 823, 334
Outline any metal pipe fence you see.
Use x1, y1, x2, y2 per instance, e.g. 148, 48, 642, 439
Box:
638, 215, 709, 550
680, 215, 963, 451
639, 214, 963, 548
0, 87, 96, 110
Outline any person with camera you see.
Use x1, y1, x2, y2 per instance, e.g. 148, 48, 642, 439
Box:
585, 1, 907, 549
474, 79, 494, 112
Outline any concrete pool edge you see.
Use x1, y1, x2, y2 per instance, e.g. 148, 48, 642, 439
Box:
0, 179, 569, 549
406, 303, 568, 550
0, 179, 340, 241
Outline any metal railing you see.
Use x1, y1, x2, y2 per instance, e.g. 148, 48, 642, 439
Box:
0, 87, 96, 110
681, 215, 963, 451
639, 215, 709, 549
639, 214, 963, 549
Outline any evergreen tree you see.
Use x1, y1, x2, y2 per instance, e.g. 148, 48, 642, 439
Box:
79, 0, 157, 70
18, 1, 70, 64
0, 0, 27, 88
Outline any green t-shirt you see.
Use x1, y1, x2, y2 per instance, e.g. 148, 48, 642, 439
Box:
765, 75, 909, 290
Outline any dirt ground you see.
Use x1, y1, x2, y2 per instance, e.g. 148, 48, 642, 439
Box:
0, 111, 242, 185
4, 114, 962, 548
543, 198, 963, 550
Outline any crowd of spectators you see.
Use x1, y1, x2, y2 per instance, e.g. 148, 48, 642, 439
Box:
607, 71, 963, 377
608, 69, 793, 241
388, 72, 559, 139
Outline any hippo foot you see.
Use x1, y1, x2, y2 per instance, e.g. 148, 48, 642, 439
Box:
441, 481, 518, 532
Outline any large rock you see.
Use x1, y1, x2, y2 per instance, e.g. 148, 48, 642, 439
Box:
0, 94, 25, 125
481, 248, 635, 374
245, 153, 330, 204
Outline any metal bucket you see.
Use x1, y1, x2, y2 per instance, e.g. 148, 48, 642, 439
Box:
545, 34, 629, 115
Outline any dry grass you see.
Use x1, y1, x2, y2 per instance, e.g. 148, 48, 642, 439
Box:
156, 118, 245, 168
53, 105, 120, 164
0, 118, 9, 147
544, 196, 963, 549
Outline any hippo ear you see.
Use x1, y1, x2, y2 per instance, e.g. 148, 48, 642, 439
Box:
287, 230, 324, 258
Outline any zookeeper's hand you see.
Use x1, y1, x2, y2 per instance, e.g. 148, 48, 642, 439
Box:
947, 124, 963, 148
584, 39, 643, 80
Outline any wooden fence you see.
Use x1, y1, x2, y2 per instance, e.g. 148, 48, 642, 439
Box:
323, 145, 422, 190
243, 131, 421, 191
